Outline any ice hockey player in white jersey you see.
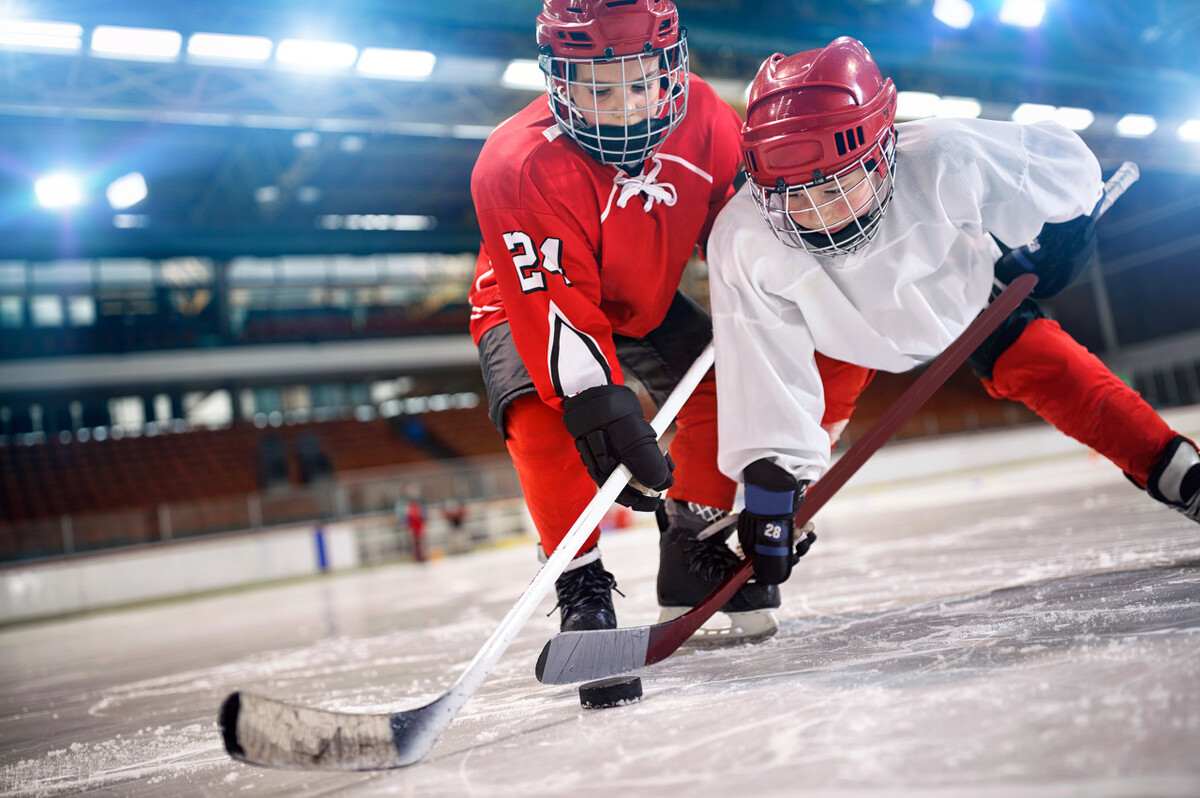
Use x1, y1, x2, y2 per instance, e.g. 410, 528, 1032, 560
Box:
707, 37, 1200, 585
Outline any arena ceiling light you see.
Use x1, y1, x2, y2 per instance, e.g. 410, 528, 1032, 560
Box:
932, 0, 974, 30
0, 19, 83, 52
898, 92, 982, 120
897, 91, 941, 119
275, 38, 358, 72
1053, 106, 1095, 131
1012, 103, 1095, 131
1179, 120, 1200, 143
91, 25, 182, 62
936, 97, 982, 118
1011, 102, 1056, 124
106, 172, 147, 210
186, 32, 273, 65
999, 0, 1046, 28
1115, 113, 1157, 138
356, 47, 436, 80
500, 59, 544, 91
34, 173, 84, 209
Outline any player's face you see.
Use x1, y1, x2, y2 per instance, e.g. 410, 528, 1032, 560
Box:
785, 166, 880, 234
568, 55, 663, 128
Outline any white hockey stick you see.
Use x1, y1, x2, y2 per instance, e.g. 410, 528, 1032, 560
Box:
220, 343, 717, 770
1097, 161, 1139, 219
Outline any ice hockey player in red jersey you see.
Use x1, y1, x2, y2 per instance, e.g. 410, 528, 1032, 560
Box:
708, 38, 1200, 586
469, 0, 788, 640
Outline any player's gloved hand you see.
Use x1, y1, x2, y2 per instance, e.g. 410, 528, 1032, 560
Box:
995, 197, 1102, 299
737, 459, 816, 585
562, 384, 674, 512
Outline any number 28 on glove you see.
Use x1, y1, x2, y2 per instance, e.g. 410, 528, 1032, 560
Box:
737, 459, 816, 585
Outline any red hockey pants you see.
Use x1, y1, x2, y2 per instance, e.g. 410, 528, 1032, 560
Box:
981, 318, 1176, 485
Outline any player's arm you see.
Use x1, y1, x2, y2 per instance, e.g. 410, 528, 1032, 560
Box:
984, 120, 1105, 298
478, 189, 673, 510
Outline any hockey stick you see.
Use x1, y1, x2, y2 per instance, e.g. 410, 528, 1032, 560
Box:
219, 342, 716, 770
1096, 161, 1138, 219
534, 162, 1142, 686
535, 273, 1038, 684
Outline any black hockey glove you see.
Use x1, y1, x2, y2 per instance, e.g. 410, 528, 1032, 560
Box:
737, 459, 816, 585
561, 384, 674, 512
994, 197, 1102, 299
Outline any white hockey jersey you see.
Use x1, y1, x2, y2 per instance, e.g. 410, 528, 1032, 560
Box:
708, 117, 1103, 483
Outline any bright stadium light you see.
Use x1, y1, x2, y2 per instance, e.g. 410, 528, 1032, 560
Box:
292, 131, 320, 149
932, 0, 974, 30
106, 172, 147, 210
275, 38, 358, 72
1011, 103, 1056, 124
1179, 119, 1200, 143
91, 25, 182, 61
936, 96, 982, 118
501, 59, 545, 90
1053, 106, 1095, 131
356, 47, 436, 80
1115, 113, 1157, 138
35, 173, 84, 209
999, 0, 1046, 28
0, 18, 83, 52
897, 91, 942, 119
186, 32, 273, 65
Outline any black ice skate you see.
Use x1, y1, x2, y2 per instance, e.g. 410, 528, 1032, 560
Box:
1146, 435, 1200, 524
657, 499, 781, 647
552, 547, 619, 632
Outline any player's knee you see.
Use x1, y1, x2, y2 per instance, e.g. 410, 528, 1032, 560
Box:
985, 319, 1095, 399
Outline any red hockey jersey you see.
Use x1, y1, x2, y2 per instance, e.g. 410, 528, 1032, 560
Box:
469, 75, 742, 411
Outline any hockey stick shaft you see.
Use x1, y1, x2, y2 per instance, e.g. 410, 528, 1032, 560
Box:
535, 164, 1140, 685
1096, 161, 1138, 219
536, 274, 1038, 684
641, 272, 1039, 662
393, 342, 716, 723
222, 343, 716, 770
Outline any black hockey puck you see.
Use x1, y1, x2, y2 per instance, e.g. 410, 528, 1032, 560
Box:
579, 675, 643, 709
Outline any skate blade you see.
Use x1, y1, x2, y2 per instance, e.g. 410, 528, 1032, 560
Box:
656, 606, 778, 650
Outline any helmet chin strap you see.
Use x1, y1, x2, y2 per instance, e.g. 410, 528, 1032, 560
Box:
795, 207, 880, 255
571, 117, 671, 167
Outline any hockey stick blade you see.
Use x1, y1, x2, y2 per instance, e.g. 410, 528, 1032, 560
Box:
220, 344, 717, 770
536, 273, 1038, 685
220, 691, 454, 770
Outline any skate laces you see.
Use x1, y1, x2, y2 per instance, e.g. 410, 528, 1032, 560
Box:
678, 532, 740, 583
550, 562, 622, 616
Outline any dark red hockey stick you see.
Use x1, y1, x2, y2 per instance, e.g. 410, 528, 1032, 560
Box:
536, 272, 1038, 684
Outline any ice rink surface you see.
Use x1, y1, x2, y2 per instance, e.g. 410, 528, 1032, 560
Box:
3, 446, 1199, 797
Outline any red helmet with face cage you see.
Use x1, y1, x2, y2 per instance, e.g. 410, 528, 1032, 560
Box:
537, 0, 681, 58
536, 0, 689, 167
740, 38, 898, 256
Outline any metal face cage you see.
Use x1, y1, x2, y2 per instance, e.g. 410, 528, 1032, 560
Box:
539, 34, 689, 167
750, 128, 897, 257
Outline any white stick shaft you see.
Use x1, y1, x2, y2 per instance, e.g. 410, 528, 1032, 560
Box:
431, 342, 716, 724
1097, 161, 1139, 219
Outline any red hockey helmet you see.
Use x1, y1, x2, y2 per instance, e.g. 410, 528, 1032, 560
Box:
537, 0, 681, 60
536, 0, 689, 167
741, 38, 898, 256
